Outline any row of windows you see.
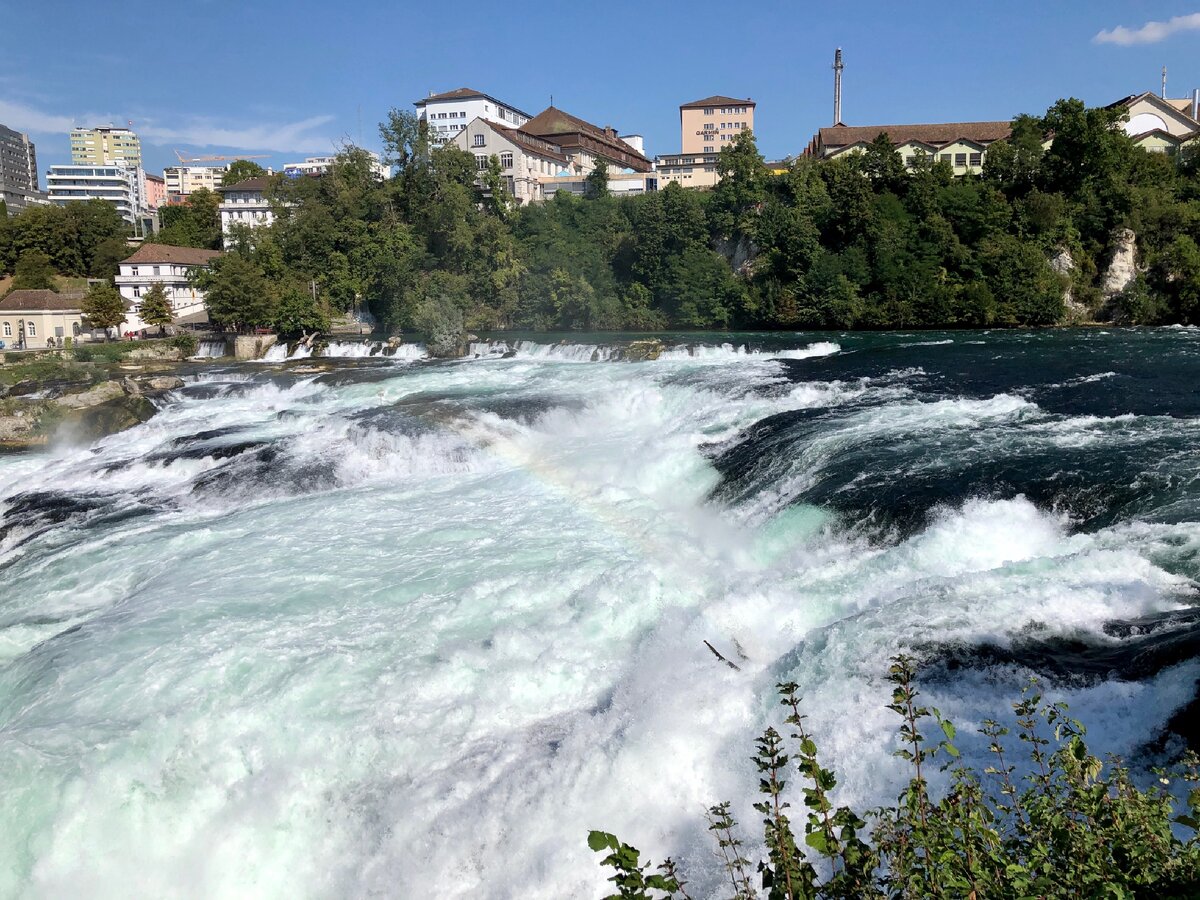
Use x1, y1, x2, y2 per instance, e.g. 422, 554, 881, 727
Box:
2, 321, 34, 336
704, 122, 747, 131
904, 151, 985, 168
702, 106, 749, 115
433, 111, 466, 119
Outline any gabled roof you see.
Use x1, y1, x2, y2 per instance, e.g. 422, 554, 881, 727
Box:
1129, 128, 1186, 144
0, 289, 86, 312
816, 121, 1012, 150
520, 106, 651, 170
217, 176, 271, 193
414, 87, 533, 119
471, 119, 569, 163
1109, 92, 1200, 129
681, 95, 756, 109
120, 243, 223, 266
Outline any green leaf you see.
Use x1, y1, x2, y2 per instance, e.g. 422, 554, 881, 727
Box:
588, 831, 617, 853
805, 830, 829, 853
941, 720, 957, 741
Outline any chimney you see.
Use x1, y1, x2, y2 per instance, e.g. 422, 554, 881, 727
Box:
1192, 88, 1199, 121
833, 48, 844, 125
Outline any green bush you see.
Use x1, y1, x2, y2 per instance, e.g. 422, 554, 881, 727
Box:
591, 656, 1200, 899
170, 332, 199, 357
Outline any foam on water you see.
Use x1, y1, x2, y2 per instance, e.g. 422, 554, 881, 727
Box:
0, 333, 1196, 897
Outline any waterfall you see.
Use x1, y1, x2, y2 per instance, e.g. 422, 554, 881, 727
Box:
194, 340, 227, 359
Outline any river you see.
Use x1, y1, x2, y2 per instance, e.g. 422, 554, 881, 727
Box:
2, 328, 1198, 897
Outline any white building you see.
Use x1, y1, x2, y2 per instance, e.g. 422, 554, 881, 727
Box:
452, 117, 572, 205
282, 152, 389, 180
164, 164, 227, 198
415, 88, 533, 144
217, 176, 274, 245
46, 164, 147, 223
115, 243, 222, 332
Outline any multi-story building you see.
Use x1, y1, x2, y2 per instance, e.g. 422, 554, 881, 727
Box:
519, 106, 651, 175
144, 173, 166, 210
805, 122, 1012, 176
164, 164, 227, 199
415, 88, 533, 143
1111, 91, 1200, 155
115, 243, 222, 332
281, 152, 389, 180
46, 164, 146, 223
217, 176, 275, 244
680, 95, 756, 154
539, 170, 657, 198
70, 125, 142, 168
654, 151, 721, 189
452, 118, 572, 205
0, 123, 44, 213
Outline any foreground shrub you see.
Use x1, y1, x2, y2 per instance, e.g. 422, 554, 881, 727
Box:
590, 656, 1200, 899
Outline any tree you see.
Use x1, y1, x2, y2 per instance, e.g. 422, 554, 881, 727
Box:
81, 281, 127, 338
274, 283, 329, 335
155, 188, 221, 249
202, 253, 277, 331
584, 159, 609, 199
709, 130, 769, 242
222, 160, 267, 186
10, 249, 57, 291
138, 283, 174, 334
480, 155, 514, 218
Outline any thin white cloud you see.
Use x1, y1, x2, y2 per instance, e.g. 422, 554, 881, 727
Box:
1094, 12, 1200, 45
0, 98, 336, 154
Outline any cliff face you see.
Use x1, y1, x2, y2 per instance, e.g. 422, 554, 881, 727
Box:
1103, 228, 1138, 297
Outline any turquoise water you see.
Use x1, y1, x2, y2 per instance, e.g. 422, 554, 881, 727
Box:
1, 329, 1198, 897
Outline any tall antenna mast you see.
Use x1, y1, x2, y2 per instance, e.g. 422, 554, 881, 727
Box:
833, 48, 844, 125
1162, 65, 1168, 98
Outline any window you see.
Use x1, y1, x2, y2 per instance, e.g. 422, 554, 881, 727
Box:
703, 107, 713, 115
476, 154, 489, 171
130, 266, 138, 276
954, 153, 967, 167
704, 145, 714, 153
939, 153, 951, 164
500, 152, 513, 168
969, 152, 983, 167
2, 322, 9, 336
473, 133, 485, 147
26, 322, 35, 337
152, 266, 159, 276
133, 287, 141, 297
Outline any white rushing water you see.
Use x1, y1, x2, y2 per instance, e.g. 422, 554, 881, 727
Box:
0, 337, 1195, 898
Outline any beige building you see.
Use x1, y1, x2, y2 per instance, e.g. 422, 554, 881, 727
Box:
453, 118, 571, 205
164, 165, 226, 198
0, 290, 89, 349
680, 95, 756, 155
70, 125, 142, 168
1110, 92, 1200, 156
806, 122, 1012, 175
655, 152, 721, 189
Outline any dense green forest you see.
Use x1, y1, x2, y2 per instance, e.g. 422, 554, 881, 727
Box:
5, 98, 1200, 332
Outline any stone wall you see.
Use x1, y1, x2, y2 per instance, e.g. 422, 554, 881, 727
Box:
231, 334, 277, 360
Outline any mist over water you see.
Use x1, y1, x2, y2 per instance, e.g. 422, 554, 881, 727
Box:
2, 328, 1199, 897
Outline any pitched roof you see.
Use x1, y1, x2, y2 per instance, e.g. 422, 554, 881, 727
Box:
520, 106, 651, 171
816, 121, 1012, 150
120, 243, 223, 266
1109, 92, 1200, 129
0, 289, 86, 312
476, 119, 569, 163
414, 87, 533, 118
217, 176, 272, 193
681, 95, 756, 109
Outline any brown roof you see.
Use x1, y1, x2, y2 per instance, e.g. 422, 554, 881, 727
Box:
121, 243, 223, 266
520, 106, 651, 171
0, 289, 86, 312
816, 121, 1012, 151
479, 120, 569, 164
217, 176, 271, 193
681, 95, 756, 109
414, 87, 533, 119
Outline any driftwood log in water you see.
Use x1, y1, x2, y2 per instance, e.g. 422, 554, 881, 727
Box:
704, 640, 741, 671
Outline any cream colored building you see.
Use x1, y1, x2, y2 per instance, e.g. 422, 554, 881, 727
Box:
1111, 92, 1200, 156
806, 122, 1012, 175
115, 244, 222, 332
680, 95, 756, 155
0, 290, 89, 349
654, 152, 720, 189
453, 117, 572, 205
164, 165, 226, 198
70, 125, 142, 167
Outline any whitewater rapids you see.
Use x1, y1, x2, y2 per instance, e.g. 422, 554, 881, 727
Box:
1, 330, 1198, 898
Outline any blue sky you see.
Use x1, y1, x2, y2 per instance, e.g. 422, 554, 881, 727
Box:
4, 0, 1200, 176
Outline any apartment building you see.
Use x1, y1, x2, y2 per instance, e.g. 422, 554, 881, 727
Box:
115, 243, 222, 331
805, 122, 1012, 175
144, 173, 166, 210
452, 118, 571, 204
46, 164, 146, 223
164, 165, 227, 198
0, 124, 43, 212
519, 106, 651, 175
655, 152, 721, 189
415, 88, 533, 143
217, 177, 275, 244
680, 95, 756, 154
281, 152, 390, 180
70, 125, 142, 167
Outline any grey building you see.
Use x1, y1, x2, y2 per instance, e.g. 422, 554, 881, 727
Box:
0, 124, 44, 213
